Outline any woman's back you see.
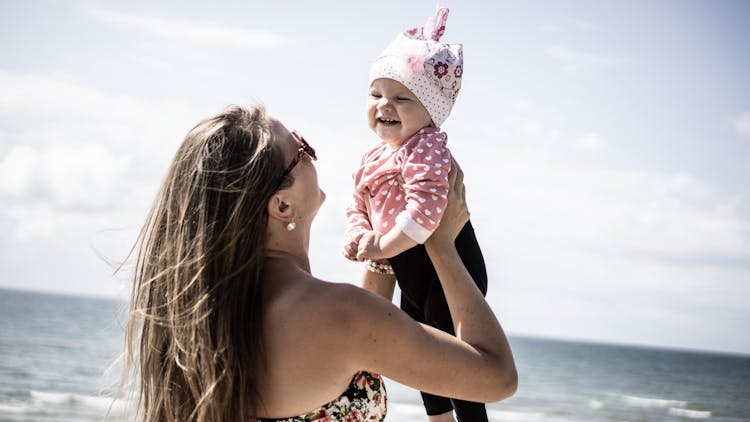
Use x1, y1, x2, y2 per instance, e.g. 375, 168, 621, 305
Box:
258, 257, 382, 418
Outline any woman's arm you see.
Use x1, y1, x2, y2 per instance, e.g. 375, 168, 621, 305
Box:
342, 163, 517, 403
422, 162, 513, 366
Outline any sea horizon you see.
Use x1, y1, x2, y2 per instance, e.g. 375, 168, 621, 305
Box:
1, 287, 749, 421
2, 285, 747, 358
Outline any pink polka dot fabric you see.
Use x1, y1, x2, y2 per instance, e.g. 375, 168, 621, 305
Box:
346, 128, 451, 244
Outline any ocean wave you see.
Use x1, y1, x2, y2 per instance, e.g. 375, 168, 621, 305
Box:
388, 402, 548, 422
30, 390, 119, 409
588, 399, 604, 409
486, 409, 547, 421
621, 394, 688, 408
0, 402, 27, 414
0, 391, 130, 422
668, 407, 712, 419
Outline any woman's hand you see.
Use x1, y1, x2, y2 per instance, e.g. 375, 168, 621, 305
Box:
427, 158, 470, 246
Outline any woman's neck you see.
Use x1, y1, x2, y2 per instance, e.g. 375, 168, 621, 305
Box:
265, 249, 311, 273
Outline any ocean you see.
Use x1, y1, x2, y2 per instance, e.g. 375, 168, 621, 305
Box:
0, 288, 748, 421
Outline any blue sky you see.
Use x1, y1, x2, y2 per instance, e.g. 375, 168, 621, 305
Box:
1, 0, 749, 354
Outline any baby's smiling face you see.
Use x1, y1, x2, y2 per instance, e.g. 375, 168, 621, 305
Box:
367, 78, 433, 147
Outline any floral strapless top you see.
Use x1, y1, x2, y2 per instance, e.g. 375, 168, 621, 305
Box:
258, 371, 387, 421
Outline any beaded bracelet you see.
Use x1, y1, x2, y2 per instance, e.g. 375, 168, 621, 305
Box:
365, 259, 395, 275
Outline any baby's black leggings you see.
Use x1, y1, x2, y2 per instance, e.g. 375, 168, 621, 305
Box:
389, 221, 489, 422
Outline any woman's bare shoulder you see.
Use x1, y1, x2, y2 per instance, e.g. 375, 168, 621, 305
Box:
305, 278, 392, 319
268, 273, 390, 324
266, 277, 398, 371
291, 277, 406, 347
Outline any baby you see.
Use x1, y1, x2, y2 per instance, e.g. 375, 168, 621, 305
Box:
345, 7, 490, 422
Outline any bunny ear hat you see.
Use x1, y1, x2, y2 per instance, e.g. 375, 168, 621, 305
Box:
369, 7, 464, 128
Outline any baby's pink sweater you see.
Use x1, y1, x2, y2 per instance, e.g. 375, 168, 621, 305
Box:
346, 127, 451, 244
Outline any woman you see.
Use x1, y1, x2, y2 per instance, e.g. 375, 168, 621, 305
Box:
122, 104, 516, 421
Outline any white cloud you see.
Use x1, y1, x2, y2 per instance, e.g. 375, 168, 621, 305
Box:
734, 112, 750, 140
0, 143, 127, 207
545, 46, 629, 73
86, 6, 291, 50
503, 113, 563, 144
538, 18, 599, 33
475, 151, 745, 261
7, 203, 60, 240
569, 132, 604, 151
499, 106, 603, 152
0, 71, 195, 151
507, 115, 554, 139
0, 146, 35, 196
446, 114, 750, 352
482, 158, 749, 350
21, 144, 127, 208
510, 99, 534, 113
0, 71, 199, 243
0, 70, 197, 157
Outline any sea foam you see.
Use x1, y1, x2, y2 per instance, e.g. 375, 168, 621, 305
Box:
388, 402, 550, 422
30, 390, 115, 407
28, 390, 128, 414
486, 409, 548, 421
621, 394, 687, 408
668, 407, 712, 419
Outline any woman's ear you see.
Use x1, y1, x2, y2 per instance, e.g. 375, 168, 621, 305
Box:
267, 192, 294, 223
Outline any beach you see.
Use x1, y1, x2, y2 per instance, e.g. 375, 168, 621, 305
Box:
1, 288, 749, 421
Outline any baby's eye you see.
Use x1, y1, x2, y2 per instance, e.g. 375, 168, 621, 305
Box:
396, 97, 409, 101
370, 93, 382, 99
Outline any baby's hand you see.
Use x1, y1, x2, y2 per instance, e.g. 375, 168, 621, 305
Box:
344, 232, 365, 261
357, 231, 383, 261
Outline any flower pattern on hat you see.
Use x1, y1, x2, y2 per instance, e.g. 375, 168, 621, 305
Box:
433, 61, 448, 78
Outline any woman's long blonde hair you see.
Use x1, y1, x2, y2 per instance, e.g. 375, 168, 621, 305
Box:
121, 104, 290, 421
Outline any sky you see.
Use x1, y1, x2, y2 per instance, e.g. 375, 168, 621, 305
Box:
1, 0, 749, 355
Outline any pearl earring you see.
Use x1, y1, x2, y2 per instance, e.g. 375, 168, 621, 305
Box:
286, 221, 297, 231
